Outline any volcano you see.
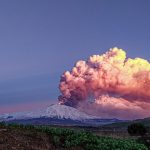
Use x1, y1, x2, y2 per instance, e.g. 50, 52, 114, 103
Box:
0, 104, 122, 126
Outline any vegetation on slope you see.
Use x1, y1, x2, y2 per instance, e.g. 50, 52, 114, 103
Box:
0, 122, 148, 150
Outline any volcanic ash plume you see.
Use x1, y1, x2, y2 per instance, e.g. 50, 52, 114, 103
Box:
58, 47, 150, 119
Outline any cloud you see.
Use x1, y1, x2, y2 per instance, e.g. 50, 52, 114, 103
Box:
58, 47, 150, 119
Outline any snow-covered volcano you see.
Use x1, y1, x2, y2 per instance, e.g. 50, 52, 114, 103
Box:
0, 104, 97, 121
0, 104, 121, 125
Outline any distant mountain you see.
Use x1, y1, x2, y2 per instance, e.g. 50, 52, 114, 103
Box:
0, 104, 122, 126
0, 104, 96, 121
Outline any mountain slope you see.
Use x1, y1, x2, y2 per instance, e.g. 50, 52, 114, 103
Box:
0, 104, 122, 125
102, 117, 150, 130
0, 123, 148, 150
0, 104, 96, 121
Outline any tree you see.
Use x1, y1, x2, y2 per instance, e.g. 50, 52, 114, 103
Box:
128, 123, 147, 136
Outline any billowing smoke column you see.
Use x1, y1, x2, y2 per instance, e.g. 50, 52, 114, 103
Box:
58, 47, 150, 119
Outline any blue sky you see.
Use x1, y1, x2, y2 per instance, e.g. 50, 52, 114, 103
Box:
0, 0, 150, 113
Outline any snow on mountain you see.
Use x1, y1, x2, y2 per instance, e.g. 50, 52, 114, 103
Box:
0, 104, 98, 121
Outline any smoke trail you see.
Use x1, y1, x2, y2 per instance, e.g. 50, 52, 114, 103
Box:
58, 47, 150, 119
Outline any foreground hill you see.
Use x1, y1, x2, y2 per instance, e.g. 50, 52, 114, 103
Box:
0, 126, 54, 150
0, 122, 148, 150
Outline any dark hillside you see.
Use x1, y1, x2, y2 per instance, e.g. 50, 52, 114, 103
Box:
102, 117, 150, 130
0, 127, 52, 150
0, 124, 81, 150
0, 123, 148, 150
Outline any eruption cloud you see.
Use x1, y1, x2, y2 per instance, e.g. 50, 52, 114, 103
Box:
58, 47, 150, 119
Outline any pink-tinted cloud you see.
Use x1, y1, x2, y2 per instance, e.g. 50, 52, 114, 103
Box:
58, 47, 150, 119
